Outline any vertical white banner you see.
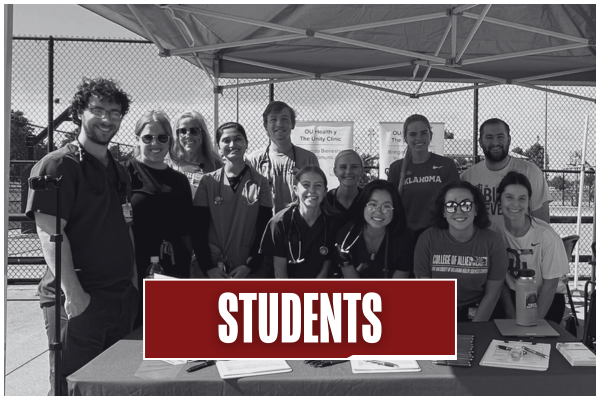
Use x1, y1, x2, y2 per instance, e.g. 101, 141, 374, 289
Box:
379, 122, 445, 179
291, 121, 354, 189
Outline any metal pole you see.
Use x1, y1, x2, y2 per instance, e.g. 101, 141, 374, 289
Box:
544, 89, 548, 169
574, 116, 589, 288
472, 83, 479, 163
52, 185, 63, 396
269, 83, 274, 102
47, 36, 54, 152
213, 57, 220, 135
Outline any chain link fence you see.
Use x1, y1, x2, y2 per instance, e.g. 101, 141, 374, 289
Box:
9, 36, 595, 280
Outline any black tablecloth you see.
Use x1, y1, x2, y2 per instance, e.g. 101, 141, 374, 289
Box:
68, 321, 595, 396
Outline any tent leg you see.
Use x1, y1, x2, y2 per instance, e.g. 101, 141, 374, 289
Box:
213, 58, 220, 134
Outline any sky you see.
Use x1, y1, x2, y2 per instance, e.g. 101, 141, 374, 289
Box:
12, 4, 143, 39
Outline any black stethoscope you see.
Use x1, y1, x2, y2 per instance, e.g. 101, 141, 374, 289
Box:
258, 144, 299, 186
213, 165, 254, 205
287, 205, 328, 264
75, 140, 129, 199
337, 223, 391, 277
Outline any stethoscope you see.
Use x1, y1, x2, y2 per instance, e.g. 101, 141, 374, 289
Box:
337, 223, 391, 277
287, 205, 328, 264
75, 140, 129, 199
258, 144, 299, 186
213, 165, 254, 205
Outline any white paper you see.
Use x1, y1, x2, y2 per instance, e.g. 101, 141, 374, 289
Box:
216, 360, 292, 379
351, 360, 421, 373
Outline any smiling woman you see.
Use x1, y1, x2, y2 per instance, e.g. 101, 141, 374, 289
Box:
414, 180, 508, 323
125, 110, 195, 328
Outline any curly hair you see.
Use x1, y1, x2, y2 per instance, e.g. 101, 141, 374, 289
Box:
70, 77, 131, 126
349, 179, 407, 234
431, 181, 490, 229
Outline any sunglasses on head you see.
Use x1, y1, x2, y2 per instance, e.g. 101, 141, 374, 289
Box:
140, 134, 169, 144
176, 127, 202, 136
444, 200, 474, 213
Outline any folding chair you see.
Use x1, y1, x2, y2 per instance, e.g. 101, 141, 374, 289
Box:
561, 235, 580, 332
582, 289, 596, 352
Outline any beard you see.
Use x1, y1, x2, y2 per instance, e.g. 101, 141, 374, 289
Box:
482, 144, 509, 162
84, 127, 117, 145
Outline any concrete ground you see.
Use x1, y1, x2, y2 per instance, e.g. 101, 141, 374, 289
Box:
3, 281, 594, 396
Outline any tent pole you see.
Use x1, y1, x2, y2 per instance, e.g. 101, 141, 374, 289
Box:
213, 58, 220, 133
269, 83, 274, 102
574, 116, 589, 288
472, 83, 479, 164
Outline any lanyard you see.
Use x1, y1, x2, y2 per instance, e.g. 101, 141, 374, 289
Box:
287, 206, 328, 264
214, 165, 249, 205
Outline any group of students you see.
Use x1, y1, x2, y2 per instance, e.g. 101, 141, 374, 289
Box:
128, 105, 569, 327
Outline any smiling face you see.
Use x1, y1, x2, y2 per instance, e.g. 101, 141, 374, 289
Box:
294, 171, 326, 210
444, 188, 476, 236
480, 122, 511, 162
265, 107, 294, 144
79, 96, 122, 145
218, 127, 247, 162
500, 184, 530, 223
405, 120, 431, 155
334, 153, 363, 188
363, 189, 394, 229
177, 117, 203, 154
138, 121, 170, 167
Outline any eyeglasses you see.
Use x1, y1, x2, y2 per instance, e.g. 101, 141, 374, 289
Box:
88, 107, 123, 120
176, 127, 202, 136
140, 134, 169, 144
444, 200, 474, 213
366, 202, 394, 214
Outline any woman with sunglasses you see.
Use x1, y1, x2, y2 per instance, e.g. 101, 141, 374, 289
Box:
493, 172, 569, 323
168, 111, 222, 197
193, 122, 273, 279
126, 111, 194, 327
414, 181, 508, 322
334, 180, 414, 279
387, 114, 459, 240
260, 165, 337, 278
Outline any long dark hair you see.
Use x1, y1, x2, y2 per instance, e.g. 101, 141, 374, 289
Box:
432, 181, 490, 229
349, 179, 407, 234
497, 171, 534, 221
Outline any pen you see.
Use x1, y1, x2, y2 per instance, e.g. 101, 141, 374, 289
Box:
366, 360, 399, 368
186, 360, 215, 373
522, 346, 549, 359
497, 345, 512, 351
432, 361, 471, 367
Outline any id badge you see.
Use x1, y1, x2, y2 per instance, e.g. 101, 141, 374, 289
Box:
468, 307, 477, 320
122, 202, 133, 225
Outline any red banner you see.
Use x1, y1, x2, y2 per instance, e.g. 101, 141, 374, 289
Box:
144, 279, 456, 360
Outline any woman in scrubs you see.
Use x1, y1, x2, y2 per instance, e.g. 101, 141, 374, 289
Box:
325, 149, 364, 221
414, 181, 507, 322
260, 165, 337, 278
334, 180, 414, 278
193, 122, 272, 278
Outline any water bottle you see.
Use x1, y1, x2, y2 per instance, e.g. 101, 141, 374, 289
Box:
516, 269, 538, 326
146, 256, 164, 279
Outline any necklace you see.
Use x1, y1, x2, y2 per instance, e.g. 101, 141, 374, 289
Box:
364, 230, 386, 261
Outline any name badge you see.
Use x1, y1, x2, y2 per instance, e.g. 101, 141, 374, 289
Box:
122, 203, 133, 225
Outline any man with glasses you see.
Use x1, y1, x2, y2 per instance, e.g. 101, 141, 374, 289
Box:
461, 118, 552, 227
26, 77, 138, 395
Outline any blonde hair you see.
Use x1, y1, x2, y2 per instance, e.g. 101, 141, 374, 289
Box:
133, 110, 171, 158
169, 111, 222, 169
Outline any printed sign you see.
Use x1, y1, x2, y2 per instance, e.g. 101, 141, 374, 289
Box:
291, 122, 354, 189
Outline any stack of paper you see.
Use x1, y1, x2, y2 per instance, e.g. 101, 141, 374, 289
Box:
480, 340, 550, 371
215, 360, 292, 379
556, 342, 596, 366
350, 360, 420, 374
